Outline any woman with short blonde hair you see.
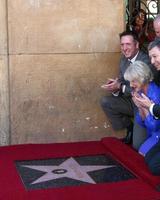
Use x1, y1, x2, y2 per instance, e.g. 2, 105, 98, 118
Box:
124, 61, 153, 85
124, 60, 160, 175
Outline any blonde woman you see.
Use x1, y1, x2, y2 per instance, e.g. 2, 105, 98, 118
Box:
124, 60, 160, 175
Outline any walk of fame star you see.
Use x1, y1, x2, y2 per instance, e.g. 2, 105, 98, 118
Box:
21, 157, 116, 184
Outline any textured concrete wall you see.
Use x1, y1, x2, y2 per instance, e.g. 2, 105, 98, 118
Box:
8, 0, 123, 54
0, 0, 9, 145
3, 0, 125, 144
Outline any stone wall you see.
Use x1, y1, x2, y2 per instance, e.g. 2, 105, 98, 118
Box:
0, 0, 125, 144
0, 0, 9, 145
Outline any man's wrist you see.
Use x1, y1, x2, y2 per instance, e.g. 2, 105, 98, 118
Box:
116, 81, 121, 90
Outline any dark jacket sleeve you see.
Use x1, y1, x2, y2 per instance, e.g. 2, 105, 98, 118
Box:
118, 57, 132, 97
153, 104, 160, 118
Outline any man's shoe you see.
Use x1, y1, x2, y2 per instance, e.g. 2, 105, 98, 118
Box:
122, 122, 133, 144
122, 130, 133, 144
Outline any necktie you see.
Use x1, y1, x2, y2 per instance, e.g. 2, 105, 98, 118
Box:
128, 59, 132, 64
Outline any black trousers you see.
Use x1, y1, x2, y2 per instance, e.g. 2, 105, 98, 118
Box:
100, 94, 147, 150
145, 141, 160, 176
100, 95, 134, 130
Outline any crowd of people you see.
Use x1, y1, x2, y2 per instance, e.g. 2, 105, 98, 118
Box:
101, 14, 160, 175
127, 9, 156, 52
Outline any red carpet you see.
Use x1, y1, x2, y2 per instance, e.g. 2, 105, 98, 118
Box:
0, 137, 160, 200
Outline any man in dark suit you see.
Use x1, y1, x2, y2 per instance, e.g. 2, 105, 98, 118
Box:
100, 31, 152, 150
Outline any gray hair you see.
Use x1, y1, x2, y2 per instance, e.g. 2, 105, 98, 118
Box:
124, 61, 153, 84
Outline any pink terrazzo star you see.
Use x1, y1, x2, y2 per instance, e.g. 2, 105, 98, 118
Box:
22, 157, 115, 184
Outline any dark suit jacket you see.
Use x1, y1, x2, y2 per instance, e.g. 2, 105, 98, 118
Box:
152, 70, 160, 118
153, 104, 160, 118
118, 50, 152, 96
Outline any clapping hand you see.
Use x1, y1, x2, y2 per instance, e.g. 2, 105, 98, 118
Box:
132, 92, 153, 109
132, 92, 150, 119
101, 78, 121, 93
132, 92, 142, 108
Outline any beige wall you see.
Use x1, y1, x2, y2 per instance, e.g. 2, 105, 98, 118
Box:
0, 0, 9, 145
0, 0, 125, 144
